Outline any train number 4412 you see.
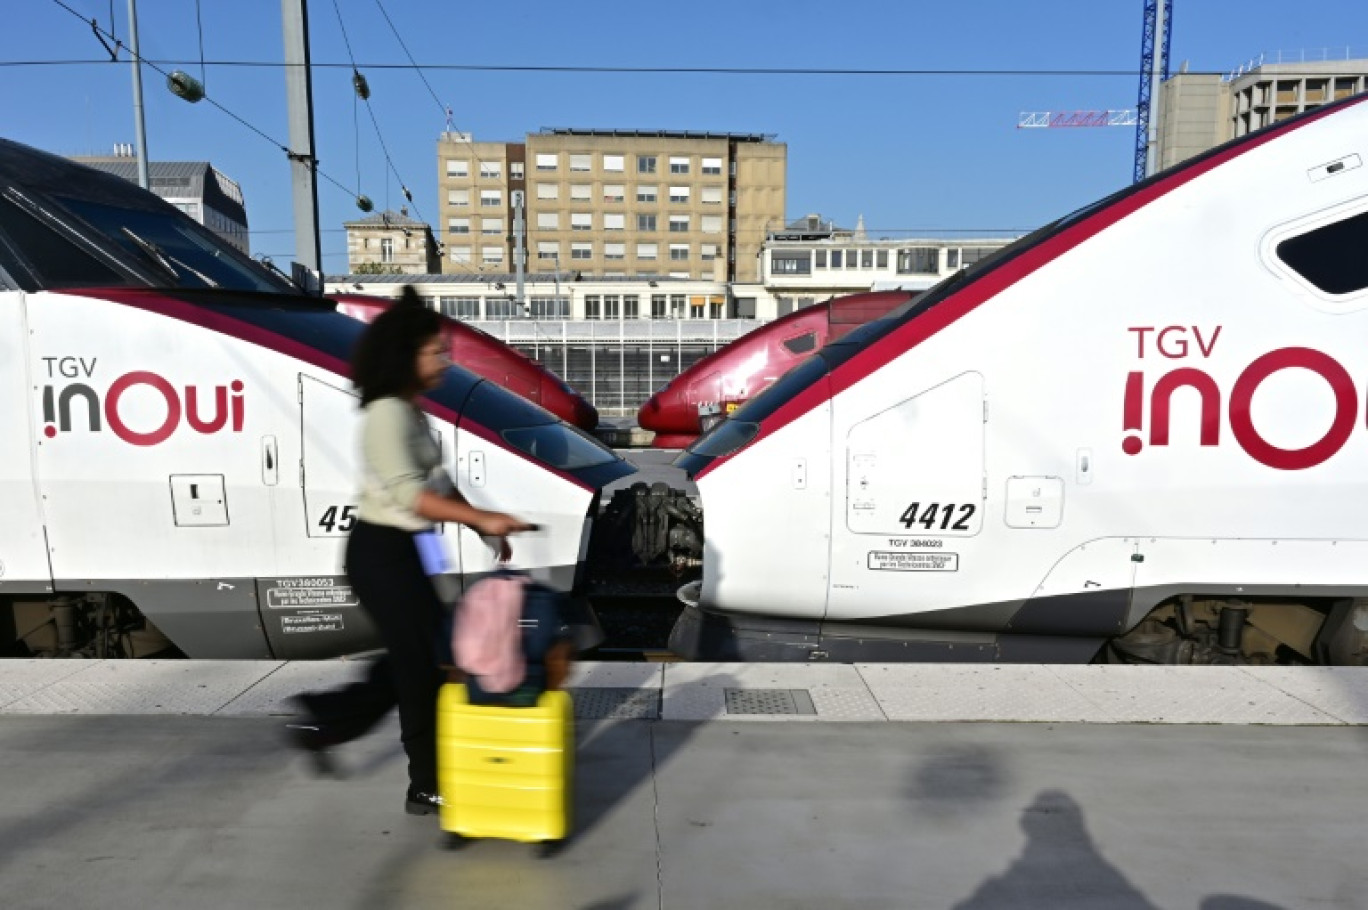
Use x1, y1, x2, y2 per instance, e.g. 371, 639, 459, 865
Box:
898, 502, 975, 531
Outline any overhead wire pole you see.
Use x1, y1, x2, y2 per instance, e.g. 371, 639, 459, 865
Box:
126, 0, 150, 189
282, 0, 322, 291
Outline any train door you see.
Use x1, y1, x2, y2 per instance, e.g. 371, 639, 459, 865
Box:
0, 292, 52, 595
263, 374, 439, 658
827, 371, 986, 621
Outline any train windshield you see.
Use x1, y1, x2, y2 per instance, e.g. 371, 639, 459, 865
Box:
54, 195, 288, 294
462, 382, 620, 471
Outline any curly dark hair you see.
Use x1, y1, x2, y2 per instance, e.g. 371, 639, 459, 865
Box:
350, 286, 443, 405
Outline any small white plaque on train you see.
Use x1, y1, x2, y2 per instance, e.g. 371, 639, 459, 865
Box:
868, 550, 959, 572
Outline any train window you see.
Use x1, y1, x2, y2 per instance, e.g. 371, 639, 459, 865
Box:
53, 195, 288, 293
686, 419, 759, 458
1275, 210, 1368, 295
0, 194, 129, 290
501, 424, 619, 470
782, 332, 817, 355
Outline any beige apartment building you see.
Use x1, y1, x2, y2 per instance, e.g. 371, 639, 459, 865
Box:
1156, 58, 1368, 171
436, 129, 785, 283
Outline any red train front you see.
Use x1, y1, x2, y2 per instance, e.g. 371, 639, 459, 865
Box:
333, 294, 599, 431
637, 290, 914, 448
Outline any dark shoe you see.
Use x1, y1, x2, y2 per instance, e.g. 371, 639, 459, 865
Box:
405, 787, 443, 816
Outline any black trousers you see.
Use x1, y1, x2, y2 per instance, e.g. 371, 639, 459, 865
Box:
299, 520, 444, 793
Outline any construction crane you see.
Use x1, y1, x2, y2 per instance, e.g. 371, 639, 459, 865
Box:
1134, 0, 1175, 181
1017, 110, 1137, 128
1018, 0, 1173, 183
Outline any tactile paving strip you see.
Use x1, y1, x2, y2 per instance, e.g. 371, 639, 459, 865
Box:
571, 686, 661, 720
724, 688, 817, 716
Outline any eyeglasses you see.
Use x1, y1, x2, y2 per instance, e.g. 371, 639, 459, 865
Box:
421, 343, 452, 361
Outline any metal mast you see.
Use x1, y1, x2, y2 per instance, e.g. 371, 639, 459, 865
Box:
281, 0, 322, 291
1134, 0, 1174, 182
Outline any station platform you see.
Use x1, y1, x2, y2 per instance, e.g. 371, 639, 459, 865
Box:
2, 661, 1366, 909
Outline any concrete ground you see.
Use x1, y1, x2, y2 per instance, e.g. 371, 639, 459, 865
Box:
1, 661, 1367, 909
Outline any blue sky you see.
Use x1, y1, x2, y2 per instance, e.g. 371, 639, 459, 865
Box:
4, 1, 1366, 273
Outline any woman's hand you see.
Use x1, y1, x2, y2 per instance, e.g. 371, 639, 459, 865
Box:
473, 511, 535, 538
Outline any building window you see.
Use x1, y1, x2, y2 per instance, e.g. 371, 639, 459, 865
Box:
603, 184, 625, 203
571, 213, 592, 231
830, 250, 843, 268
670, 294, 686, 316
448, 217, 470, 234
876, 250, 889, 268
535, 153, 557, 171
815, 249, 827, 268
604, 213, 626, 231
669, 186, 689, 203
700, 243, 718, 261
669, 244, 689, 261
845, 250, 860, 269
637, 214, 657, 231
669, 215, 690, 233
651, 294, 668, 318
637, 185, 658, 203
624, 295, 639, 319
709, 299, 723, 319
510, 162, 523, 179
947, 248, 960, 269
604, 243, 625, 261
570, 154, 592, 172
536, 183, 558, 200
480, 190, 501, 207
669, 156, 689, 174
486, 297, 518, 318
438, 296, 480, 319
536, 212, 559, 230
584, 295, 601, 319
700, 215, 723, 234
701, 157, 722, 175
604, 295, 620, 318
481, 246, 503, 264
446, 159, 469, 177
603, 154, 625, 172
380, 238, 394, 262
537, 241, 559, 260
962, 247, 994, 267
450, 246, 471, 264
571, 242, 592, 260
481, 217, 504, 235
638, 155, 657, 174
689, 297, 704, 318
479, 161, 501, 179
448, 189, 469, 206
897, 247, 939, 273
570, 184, 591, 201
771, 252, 810, 274
529, 296, 569, 318
636, 242, 658, 260
862, 250, 874, 268
701, 186, 723, 205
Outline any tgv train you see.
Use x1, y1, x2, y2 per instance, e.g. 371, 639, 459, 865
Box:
638, 290, 915, 448
0, 138, 633, 659
333, 293, 599, 430
673, 92, 1368, 666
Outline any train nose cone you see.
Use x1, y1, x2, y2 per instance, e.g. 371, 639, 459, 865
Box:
574, 397, 600, 430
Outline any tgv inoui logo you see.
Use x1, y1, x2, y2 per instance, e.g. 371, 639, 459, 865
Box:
1121, 326, 1359, 471
39, 356, 245, 447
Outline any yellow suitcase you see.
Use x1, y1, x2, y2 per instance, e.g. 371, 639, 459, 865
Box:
436, 683, 573, 848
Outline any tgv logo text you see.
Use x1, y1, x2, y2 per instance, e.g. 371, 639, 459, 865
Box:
1122, 326, 1360, 471
39, 356, 244, 447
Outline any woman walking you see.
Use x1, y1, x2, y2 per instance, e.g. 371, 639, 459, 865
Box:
288, 287, 532, 815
